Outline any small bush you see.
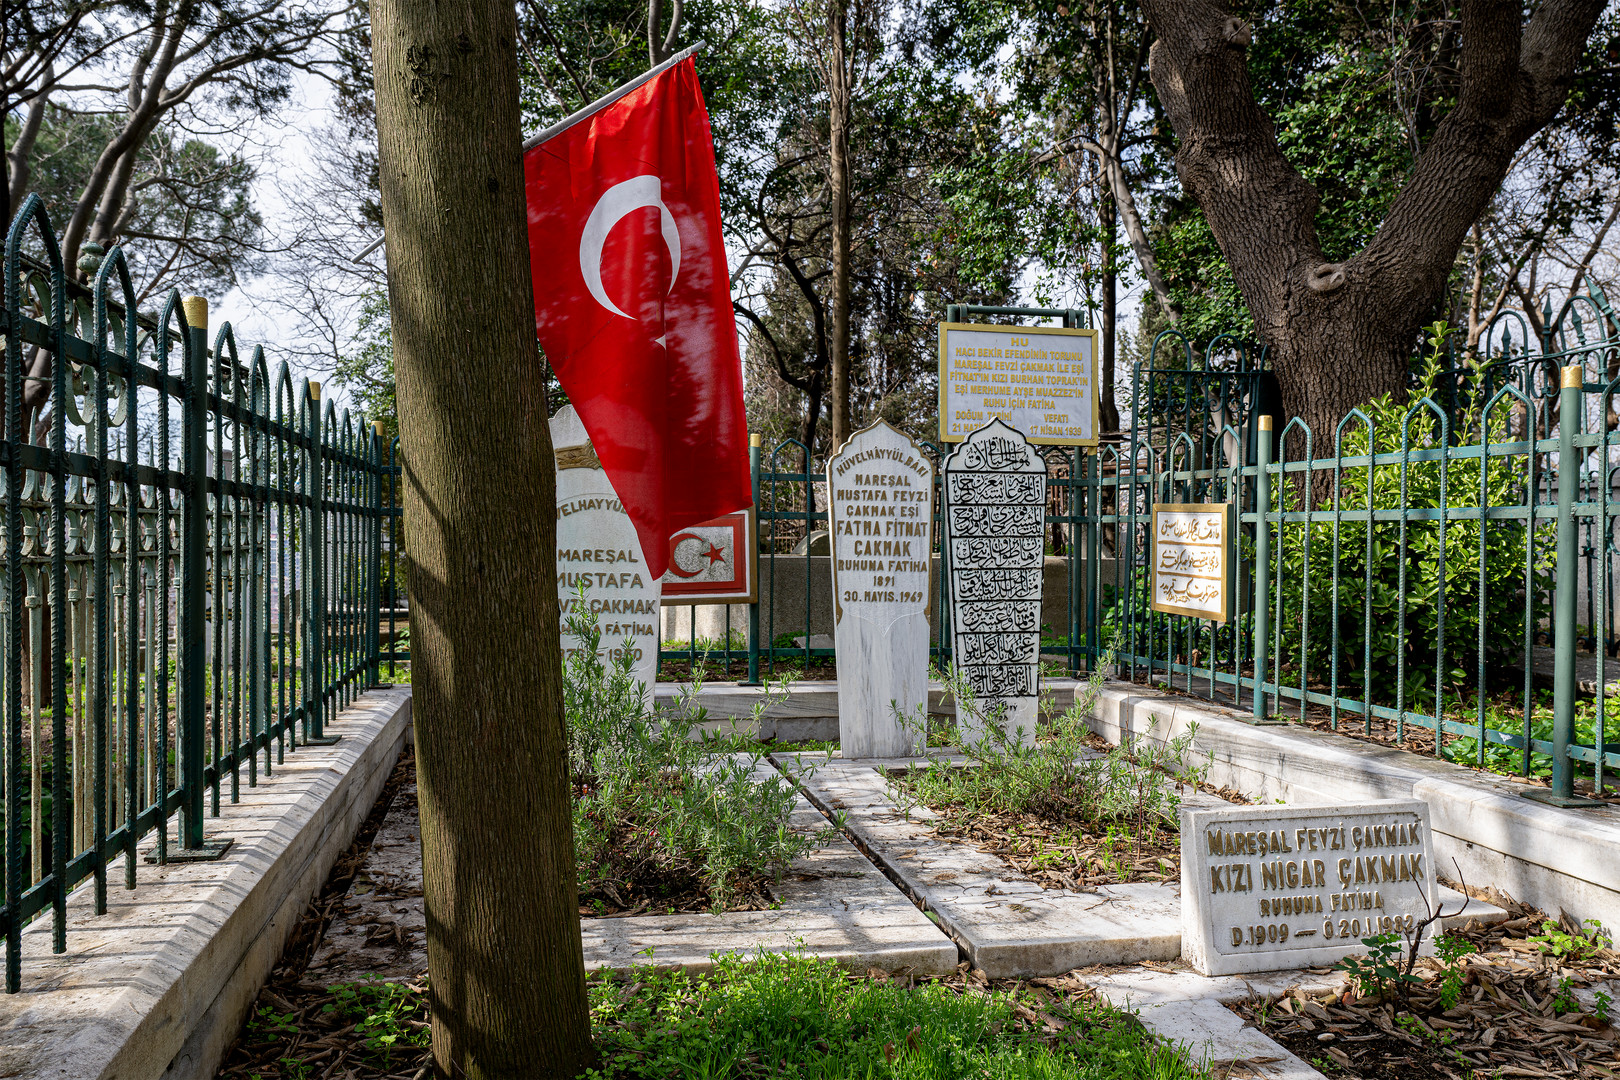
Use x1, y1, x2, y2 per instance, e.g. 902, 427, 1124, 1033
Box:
566, 590, 839, 911
1272, 330, 1553, 710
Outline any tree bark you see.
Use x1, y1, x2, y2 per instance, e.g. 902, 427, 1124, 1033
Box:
368, 1, 593, 1076
1139, 0, 1604, 442
826, 0, 853, 449
1097, 177, 1120, 433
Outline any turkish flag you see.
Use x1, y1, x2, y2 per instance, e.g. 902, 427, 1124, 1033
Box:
524, 58, 749, 578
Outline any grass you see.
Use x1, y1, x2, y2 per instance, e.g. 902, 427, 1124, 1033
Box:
586, 952, 1208, 1080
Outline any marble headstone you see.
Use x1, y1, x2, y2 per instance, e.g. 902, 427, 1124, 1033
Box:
943, 419, 1046, 748
1180, 800, 1437, 976
550, 405, 661, 695
827, 421, 935, 758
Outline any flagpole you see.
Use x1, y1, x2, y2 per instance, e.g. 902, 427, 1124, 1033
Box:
522, 41, 706, 151
351, 42, 708, 264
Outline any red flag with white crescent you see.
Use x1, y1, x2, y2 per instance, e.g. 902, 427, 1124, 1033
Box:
523, 58, 749, 578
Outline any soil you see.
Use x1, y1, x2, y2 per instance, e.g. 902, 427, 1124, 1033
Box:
924, 805, 1181, 888
1233, 899, 1620, 1080
658, 657, 839, 681
577, 868, 778, 917
214, 748, 431, 1080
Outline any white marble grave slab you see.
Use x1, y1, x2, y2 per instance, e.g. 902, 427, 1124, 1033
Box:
551, 405, 661, 694
1180, 800, 1437, 976
827, 421, 934, 758
943, 419, 1045, 748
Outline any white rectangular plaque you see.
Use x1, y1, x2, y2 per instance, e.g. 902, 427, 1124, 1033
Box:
938, 323, 1099, 446
1151, 502, 1233, 622
1180, 800, 1437, 976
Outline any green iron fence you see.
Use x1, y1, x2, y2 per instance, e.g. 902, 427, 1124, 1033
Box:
672, 295, 1620, 805
1, 196, 400, 991
1106, 297, 1620, 804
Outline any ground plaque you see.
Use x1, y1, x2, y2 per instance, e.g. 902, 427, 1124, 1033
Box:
1181, 800, 1438, 976
827, 420, 935, 758
550, 405, 661, 695
943, 419, 1046, 748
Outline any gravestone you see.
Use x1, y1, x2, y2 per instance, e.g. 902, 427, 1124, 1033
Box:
551, 405, 661, 695
827, 420, 935, 758
942, 419, 1046, 748
1180, 800, 1438, 976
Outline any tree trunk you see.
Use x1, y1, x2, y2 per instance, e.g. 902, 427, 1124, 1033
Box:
826, 0, 853, 450
1098, 189, 1120, 433
1139, 0, 1604, 438
368, 2, 593, 1076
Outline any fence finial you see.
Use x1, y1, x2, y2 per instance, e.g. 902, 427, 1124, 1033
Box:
749, 432, 762, 448
1562, 364, 1583, 389
181, 295, 208, 333
1258, 414, 1274, 431
309, 381, 321, 400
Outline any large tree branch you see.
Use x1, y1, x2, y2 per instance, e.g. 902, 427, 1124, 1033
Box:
1140, 0, 1322, 340
734, 302, 812, 392
1360, 0, 1604, 308
1141, 0, 1605, 347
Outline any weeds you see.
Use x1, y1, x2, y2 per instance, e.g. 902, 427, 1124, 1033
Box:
324, 976, 430, 1067
567, 587, 841, 912
887, 654, 1208, 851
585, 951, 1210, 1080
1528, 918, 1612, 963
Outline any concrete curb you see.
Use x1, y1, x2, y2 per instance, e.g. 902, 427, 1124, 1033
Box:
0, 686, 412, 1080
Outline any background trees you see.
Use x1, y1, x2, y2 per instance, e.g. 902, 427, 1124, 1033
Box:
12, 0, 1617, 467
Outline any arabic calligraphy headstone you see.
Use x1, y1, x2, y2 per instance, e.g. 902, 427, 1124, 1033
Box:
943, 419, 1046, 748
827, 421, 935, 758
551, 405, 662, 695
1150, 503, 1233, 622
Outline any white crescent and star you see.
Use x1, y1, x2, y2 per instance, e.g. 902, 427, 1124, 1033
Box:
579, 175, 680, 346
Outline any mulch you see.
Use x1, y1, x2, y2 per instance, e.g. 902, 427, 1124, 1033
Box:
888, 735, 1247, 891
578, 872, 778, 918
922, 805, 1182, 888
215, 746, 432, 1080
1233, 899, 1620, 1080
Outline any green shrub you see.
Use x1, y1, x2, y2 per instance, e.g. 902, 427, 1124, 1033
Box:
1102, 328, 1554, 715
566, 591, 839, 911
1271, 329, 1552, 711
